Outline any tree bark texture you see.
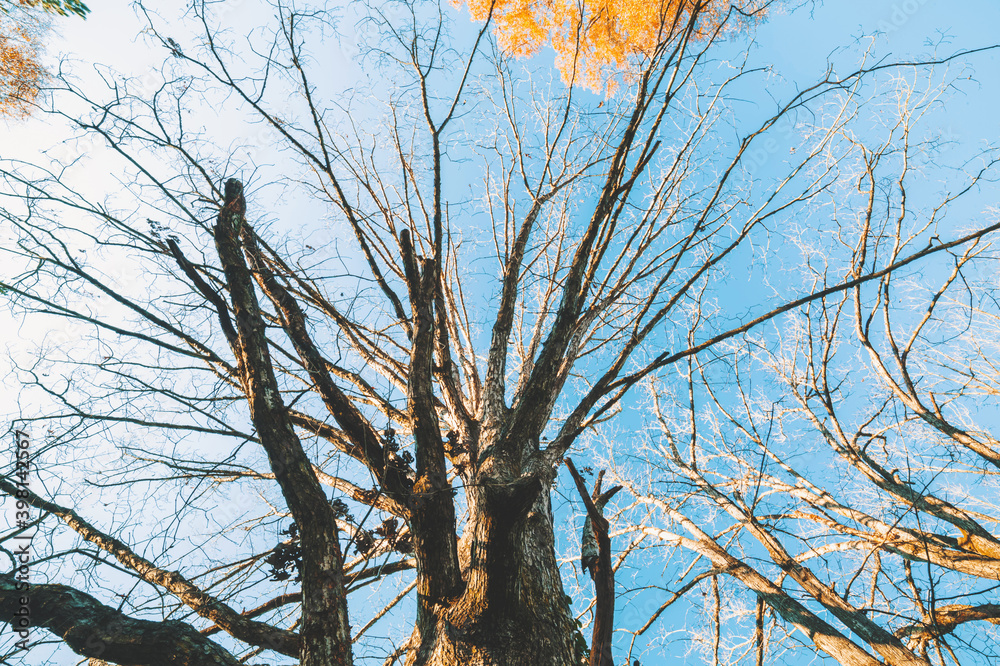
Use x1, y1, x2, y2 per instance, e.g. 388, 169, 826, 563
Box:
0, 574, 240, 666
407, 476, 585, 666
565, 460, 620, 666
213, 179, 352, 666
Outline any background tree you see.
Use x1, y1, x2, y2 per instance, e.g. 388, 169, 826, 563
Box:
0, 0, 87, 118
610, 69, 1000, 664
460, 0, 767, 90
1, 1, 998, 665
621, 119, 1000, 664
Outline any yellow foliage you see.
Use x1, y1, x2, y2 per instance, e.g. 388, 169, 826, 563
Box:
460, 0, 766, 92
0, 6, 46, 119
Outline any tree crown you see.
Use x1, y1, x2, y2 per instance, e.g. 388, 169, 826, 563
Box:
460, 0, 768, 90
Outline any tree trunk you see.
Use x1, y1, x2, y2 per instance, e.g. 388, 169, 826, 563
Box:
406, 473, 585, 666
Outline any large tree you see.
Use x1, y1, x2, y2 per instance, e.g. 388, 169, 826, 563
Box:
1, 1, 998, 665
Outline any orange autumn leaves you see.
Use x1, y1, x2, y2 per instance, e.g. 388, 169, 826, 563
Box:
1, 2, 46, 118
0, 0, 87, 118
460, 0, 764, 91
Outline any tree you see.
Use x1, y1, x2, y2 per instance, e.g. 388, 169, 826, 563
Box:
0, 0, 87, 118
1, 1, 998, 665
460, 0, 768, 90
622, 137, 1000, 665
1, 1, 46, 118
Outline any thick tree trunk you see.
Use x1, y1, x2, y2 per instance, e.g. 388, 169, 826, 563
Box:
406, 477, 584, 666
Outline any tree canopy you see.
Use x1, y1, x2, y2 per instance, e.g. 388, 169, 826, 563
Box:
0, 0, 87, 118
461, 0, 769, 89
0, 3, 44, 117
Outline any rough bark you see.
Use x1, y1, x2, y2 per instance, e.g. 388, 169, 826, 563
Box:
213, 179, 352, 666
0, 574, 239, 666
9, 3, 1000, 664
400, 231, 463, 622
565, 460, 620, 666
896, 603, 1000, 647
237, 227, 413, 508
405, 474, 584, 666
186, 183, 585, 666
